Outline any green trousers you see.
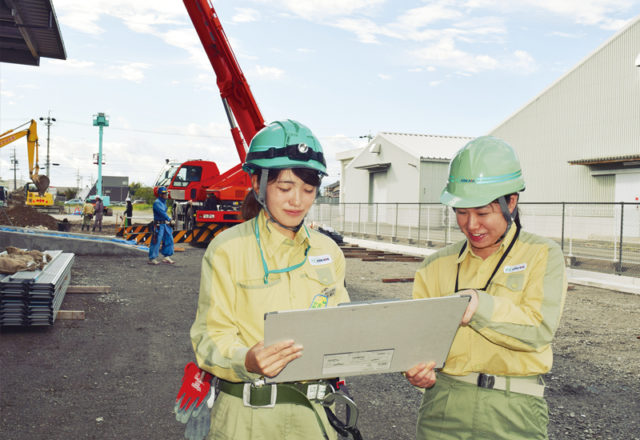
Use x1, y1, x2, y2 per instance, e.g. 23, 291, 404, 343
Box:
207, 391, 337, 440
416, 373, 549, 440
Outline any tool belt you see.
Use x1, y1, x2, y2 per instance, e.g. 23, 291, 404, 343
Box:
218, 378, 362, 440
442, 372, 545, 398
154, 220, 168, 224
219, 378, 329, 408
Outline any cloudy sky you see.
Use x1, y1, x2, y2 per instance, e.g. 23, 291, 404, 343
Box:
1, 0, 639, 190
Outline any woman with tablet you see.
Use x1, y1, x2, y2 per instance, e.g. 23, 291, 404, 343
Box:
190, 120, 351, 440
406, 136, 567, 440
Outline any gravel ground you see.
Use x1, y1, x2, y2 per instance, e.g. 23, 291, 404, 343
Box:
0, 241, 639, 439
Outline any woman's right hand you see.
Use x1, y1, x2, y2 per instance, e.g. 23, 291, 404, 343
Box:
245, 340, 303, 378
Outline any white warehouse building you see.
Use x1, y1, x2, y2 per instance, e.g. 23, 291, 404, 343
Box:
339, 132, 472, 205
329, 16, 640, 242
490, 15, 640, 204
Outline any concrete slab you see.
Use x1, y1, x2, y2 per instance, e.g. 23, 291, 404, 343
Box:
0, 226, 148, 256
345, 237, 640, 296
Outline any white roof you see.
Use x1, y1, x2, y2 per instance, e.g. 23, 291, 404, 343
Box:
377, 132, 473, 160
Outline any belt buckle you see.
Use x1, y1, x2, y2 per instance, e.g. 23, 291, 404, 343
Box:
242, 383, 277, 408
477, 373, 495, 389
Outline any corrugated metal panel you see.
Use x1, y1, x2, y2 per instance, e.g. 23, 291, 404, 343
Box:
379, 132, 472, 160
0, 0, 66, 65
491, 16, 640, 203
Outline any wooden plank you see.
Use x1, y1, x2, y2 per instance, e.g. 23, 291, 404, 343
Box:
382, 278, 415, 283
174, 246, 186, 252
56, 310, 85, 320
66, 286, 111, 294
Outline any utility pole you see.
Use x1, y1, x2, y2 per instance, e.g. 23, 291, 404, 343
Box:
92, 112, 109, 198
10, 148, 18, 190
359, 132, 374, 142
39, 111, 56, 177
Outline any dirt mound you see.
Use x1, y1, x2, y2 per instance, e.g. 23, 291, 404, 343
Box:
2, 205, 59, 230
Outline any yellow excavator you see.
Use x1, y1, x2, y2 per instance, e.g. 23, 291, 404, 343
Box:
0, 119, 53, 206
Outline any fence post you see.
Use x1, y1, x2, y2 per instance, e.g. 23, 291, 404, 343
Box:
561, 202, 565, 252
394, 203, 398, 241
417, 203, 422, 244
617, 202, 624, 273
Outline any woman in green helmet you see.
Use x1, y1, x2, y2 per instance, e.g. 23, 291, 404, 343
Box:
190, 120, 350, 440
405, 136, 567, 440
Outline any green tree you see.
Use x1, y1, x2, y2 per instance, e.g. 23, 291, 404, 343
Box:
134, 186, 155, 204
129, 181, 143, 197
64, 188, 78, 200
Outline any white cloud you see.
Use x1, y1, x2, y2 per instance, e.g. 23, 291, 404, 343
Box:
463, 0, 636, 30
411, 37, 497, 73
104, 62, 149, 83
232, 8, 261, 23
261, 0, 386, 20
378, 73, 391, 80
55, 0, 185, 35
255, 65, 285, 80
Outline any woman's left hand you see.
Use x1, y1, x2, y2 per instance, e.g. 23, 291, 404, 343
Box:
405, 361, 437, 388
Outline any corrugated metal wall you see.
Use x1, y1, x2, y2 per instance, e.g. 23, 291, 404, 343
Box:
491, 17, 640, 202
419, 161, 449, 203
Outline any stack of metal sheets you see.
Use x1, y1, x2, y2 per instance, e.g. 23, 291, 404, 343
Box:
0, 251, 75, 327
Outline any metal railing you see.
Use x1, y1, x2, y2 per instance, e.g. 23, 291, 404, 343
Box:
307, 202, 640, 276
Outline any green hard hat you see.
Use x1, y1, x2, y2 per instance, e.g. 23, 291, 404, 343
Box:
242, 119, 327, 176
440, 136, 525, 208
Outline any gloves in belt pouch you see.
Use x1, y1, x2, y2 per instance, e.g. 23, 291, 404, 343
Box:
175, 362, 216, 440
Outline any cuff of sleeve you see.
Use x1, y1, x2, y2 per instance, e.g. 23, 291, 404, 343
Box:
469, 290, 493, 329
231, 346, 261, 382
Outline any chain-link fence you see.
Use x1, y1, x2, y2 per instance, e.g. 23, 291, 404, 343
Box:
308, 202, 640, 277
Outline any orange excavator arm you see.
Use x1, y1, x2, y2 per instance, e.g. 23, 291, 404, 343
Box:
0, 119, 50, 194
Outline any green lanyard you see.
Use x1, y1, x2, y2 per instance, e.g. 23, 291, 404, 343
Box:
254, 217, 310, 284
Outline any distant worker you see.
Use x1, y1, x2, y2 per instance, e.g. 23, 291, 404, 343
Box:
405, 136, 567, 440
92, 196, 104, 232
186, 120, 354, 440
124, 197, 133, 227
81, 199, 94, 232
148, 186, 175, 265
203, 191, 219, 211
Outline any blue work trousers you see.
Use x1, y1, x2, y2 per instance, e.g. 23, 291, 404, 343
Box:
149, 223, 174, 260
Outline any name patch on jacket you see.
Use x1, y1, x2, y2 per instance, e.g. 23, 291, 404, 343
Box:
504, 263, 527, 273
309, 255, 332, 266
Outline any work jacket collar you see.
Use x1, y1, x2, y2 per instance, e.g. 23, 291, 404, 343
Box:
257, 210, 310, 259
456, 222, 517, 263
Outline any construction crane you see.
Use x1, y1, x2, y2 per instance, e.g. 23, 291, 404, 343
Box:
120, 0, 266, 245
0, 119, 53, 206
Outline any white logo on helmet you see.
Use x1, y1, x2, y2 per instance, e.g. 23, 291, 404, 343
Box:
298, 144, 309, 154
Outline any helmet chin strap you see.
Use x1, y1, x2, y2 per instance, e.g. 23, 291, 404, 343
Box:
254, 169, 304, 233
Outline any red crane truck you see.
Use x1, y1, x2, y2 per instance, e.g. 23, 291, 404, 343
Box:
120, 0, 266, 245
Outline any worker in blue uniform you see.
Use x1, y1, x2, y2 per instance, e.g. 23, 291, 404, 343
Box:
148, 186, 175, 265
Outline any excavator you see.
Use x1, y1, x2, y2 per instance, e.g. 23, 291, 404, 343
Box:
0, 119, 53, 207
120, 0, 266, 245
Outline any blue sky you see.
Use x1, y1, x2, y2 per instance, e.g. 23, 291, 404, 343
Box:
1, 0, 639, 190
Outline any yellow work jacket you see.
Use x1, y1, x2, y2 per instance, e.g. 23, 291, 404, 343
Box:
82, 203, 94, 216
191, 210, 350, 382
413, 225, 567, 376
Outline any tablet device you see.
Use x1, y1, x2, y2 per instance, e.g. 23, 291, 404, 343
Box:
263, 295, 470, 383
